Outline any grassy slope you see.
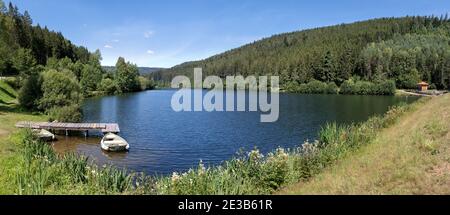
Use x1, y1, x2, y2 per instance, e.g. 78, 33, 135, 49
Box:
0, 80, 18, 104
0, 81, 46, 194
279, 94, 450, 194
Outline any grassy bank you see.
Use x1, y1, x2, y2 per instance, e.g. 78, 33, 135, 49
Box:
279, 94, 449, 194
0, 80, 46, 194
0, 80, 18, 104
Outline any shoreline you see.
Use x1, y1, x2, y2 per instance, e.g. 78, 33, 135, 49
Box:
396, 89, 447, 97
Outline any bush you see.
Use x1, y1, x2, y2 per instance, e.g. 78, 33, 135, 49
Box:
340, 79, 396, 95
306, 80, 328, 94
287, 79, 396, 95
376, 80, 396, 95
138, 76, 155, 90
38, 69, 83, 122
39, 69, 83, 110
326, 82, 339, 94
339, 80, 354, 94
48, 104, 83, 123
99, 78, 117, 95
355, 81, 373, 95
283, 81, 300, 92
294, 80, 338, 94
18, 74, 42, 110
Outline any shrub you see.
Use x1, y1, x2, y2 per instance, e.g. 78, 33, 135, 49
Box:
355, 81, 373, 95
339, 80, 354, 94
376, 80, 396, 95
19, 74, 42, 110
340, 79, 396, 95
287, 79, 394, 95
326, 82, 339, 94
39, 69, 83, 110
283, 81, 300, 92
39, 69, 83, 122
138, 76, 155, 90
99, 78, 117, 95
306, 80, 328, 94
294, 80, 338, 94
48, 104, 83, 123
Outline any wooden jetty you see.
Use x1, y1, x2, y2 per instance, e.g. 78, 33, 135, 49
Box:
15, 121, 120, 136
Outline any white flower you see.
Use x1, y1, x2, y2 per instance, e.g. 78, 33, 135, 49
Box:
248, 149, 264, 161
198, 160, 206, 175
171, 172, 180, 183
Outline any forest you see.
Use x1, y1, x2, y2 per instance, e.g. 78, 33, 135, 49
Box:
0, 1, 154, 122
152, 16, 450, 94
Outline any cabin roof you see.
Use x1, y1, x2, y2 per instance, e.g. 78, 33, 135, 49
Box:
417, 81, 429, 86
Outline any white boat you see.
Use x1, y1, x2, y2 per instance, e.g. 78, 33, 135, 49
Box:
33, 129, 55, 141
101, 133, 129, 152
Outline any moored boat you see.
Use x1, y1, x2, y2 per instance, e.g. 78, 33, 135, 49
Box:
33, 129, 56, 141
101, 133, 129, 152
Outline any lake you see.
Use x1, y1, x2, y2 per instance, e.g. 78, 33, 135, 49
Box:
52, 90, 418, 175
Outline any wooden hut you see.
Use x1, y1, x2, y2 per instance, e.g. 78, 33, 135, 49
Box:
417, 81, 429, 92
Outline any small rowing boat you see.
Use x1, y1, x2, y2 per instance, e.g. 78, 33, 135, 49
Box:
101, 133, 129, 152
33, 129, 55, 141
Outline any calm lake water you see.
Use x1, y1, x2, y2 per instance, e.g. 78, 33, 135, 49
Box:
52, 90, 418, 175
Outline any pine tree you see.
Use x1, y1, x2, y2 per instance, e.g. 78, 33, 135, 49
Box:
315, 51, 335, 83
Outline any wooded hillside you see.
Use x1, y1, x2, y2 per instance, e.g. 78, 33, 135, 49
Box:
153, 16, 450, 90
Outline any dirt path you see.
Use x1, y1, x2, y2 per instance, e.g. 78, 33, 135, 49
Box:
397, 89, 445, 97
0, 129, 8, 137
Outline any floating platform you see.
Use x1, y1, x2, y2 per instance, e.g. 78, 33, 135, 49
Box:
16, 121, 120, 134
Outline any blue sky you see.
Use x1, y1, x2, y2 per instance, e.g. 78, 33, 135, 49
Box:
11, 0, 450, 67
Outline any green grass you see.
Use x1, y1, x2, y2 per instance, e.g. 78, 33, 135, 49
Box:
0, 81, 47, 194
0, 80, 18, 104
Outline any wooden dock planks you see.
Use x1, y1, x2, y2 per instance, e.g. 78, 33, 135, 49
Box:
15, 121, 120, 133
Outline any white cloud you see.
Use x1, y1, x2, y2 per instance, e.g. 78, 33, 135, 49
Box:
104, 44, 113, 49
112, 39, 120, 43
147, 50, 155, 54
144, 31, 154, 38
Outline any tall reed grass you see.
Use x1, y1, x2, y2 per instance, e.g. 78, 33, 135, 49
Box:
14, 130, 134, 194
13, 98, 424, 195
